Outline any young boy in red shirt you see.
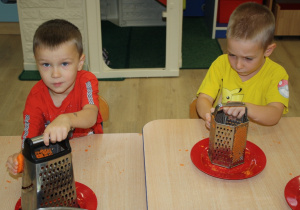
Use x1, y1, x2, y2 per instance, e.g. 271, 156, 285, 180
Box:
6, 19, 103, 175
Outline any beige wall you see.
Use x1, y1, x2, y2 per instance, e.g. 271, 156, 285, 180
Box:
17, 0, 89, 70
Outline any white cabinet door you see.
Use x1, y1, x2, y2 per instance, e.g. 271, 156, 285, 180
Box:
86, 0, 182, 78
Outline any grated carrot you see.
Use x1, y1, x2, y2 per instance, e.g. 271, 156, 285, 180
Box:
35, 148, 53, 159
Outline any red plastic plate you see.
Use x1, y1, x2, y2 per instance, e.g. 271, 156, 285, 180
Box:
191, 138, 266, 180
15, 181, 97, 210
284, 175, 300, 210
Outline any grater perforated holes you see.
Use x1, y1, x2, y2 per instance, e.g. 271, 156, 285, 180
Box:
209, 103, 248, 168
36, 157, 77, 207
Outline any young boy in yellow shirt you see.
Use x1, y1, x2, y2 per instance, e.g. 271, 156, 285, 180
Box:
6, 19, 103, 175
196, 2, 289, 129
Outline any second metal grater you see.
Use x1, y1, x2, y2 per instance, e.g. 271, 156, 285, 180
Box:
208, 102, 249, 168
21, 135, 78, 210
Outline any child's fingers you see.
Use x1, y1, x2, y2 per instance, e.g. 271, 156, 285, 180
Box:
7, 154, 18, 167
5, 161, 16, 171
7, 166, 17, 175
230, 109, 240, 118
43, 132, 50, 146
237, 111, 246, 119
49, 132, 57, 144
53, 129, 68, 142
205, 121, 211, 129
223, 107, 245, 119
205, 113, 211, 129
222, 107, 229, 114
46, 127, 69, 144
205, 113, 211, 122
6, 158, 18, 175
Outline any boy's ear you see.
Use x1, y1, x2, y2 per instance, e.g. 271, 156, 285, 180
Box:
78, 54, 86, 70
264, 43, 276, 57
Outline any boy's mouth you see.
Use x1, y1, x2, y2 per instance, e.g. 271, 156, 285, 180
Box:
53, 82, 63, 87
234, 69, 245, 74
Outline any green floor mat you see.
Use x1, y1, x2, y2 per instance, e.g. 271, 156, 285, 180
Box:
181, 17, 223, 69
101, 17, 222, 69
128, 26, 166, 68
18, 70, 42, 81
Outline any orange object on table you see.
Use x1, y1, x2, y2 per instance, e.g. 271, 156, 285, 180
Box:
35, 148, 53, 159
17, 153, 24, 173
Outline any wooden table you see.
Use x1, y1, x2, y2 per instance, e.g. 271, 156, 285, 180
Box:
0, 134, 147, 210
143, 118, 300, 210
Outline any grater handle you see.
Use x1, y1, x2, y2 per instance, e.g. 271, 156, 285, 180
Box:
30, 129, 74, 145
221, 101, 246, 107
222, 102, 247, 119
212, 103, 223, 117
213, 102, 248, 122
213, 102, 246, 113
30, 135, 44, 145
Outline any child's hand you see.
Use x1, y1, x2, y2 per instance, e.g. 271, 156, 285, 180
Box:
6, 152, 21, 175
43, 114, 71, 146
222, 106, 246, 120
205, 107, 215, 129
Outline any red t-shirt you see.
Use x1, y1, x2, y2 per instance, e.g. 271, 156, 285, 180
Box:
22, 70, 103, 145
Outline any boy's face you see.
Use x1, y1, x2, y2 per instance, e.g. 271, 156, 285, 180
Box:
35, 41, 85, 97
227, 38, 268, 81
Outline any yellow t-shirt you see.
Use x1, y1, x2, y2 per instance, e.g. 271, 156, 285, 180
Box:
197, 54, 289, 114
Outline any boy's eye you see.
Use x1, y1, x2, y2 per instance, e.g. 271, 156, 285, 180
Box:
43, 63, 50, 67
228, 54, 235, 57
62, 62, 69, 67
245, 57, 253, 61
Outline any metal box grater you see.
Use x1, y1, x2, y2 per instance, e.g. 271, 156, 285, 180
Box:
21, 135, 78, 210
208, 102, 249, 168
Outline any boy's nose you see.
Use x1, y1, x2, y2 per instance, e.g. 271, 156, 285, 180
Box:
51, 67, 61, 78
236, 59, 243, 70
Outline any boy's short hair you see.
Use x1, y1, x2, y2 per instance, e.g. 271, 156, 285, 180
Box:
33, 19, 83, 56
226, 2, 275, 50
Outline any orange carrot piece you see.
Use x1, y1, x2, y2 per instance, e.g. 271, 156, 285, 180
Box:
17, 153, 24, 173
35, 148, 53, 159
